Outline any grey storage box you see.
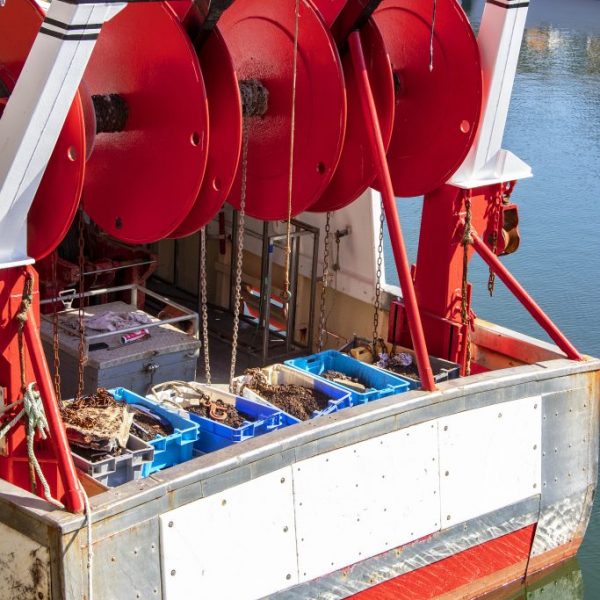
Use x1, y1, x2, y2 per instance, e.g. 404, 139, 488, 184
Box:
71, 434, 154, 487
41, 300, 200, 398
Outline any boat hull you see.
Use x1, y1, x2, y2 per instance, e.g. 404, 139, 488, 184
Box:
0, 344, 597, 600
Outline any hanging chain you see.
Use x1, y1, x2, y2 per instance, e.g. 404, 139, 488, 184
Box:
229, 118, 249, 389
461, 192, 473, 376
372, 199, 385, 354
282, 0, 300, 303
200, 226, 211, 384
317, 212, 332, 352
76, 210, 86, 400
50, 251, 62, 402
429, 0, 438, 72
487, 186, 504, 297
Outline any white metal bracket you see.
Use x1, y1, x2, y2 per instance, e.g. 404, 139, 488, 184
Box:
0, 0, 126, 270
450, 0, 532, 189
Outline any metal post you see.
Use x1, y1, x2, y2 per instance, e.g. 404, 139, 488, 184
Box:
469, 230, 582, 361
348, 31, 436, 391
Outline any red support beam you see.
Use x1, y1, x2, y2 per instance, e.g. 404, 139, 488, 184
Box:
468, 230, 582, 361
23, 281, 86, 513
348, 30, 436, 391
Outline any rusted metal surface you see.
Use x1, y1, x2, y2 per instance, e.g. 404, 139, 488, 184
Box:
0, 522, 51, 600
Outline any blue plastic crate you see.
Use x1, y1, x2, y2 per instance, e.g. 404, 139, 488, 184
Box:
111, 388, 199, 476
183, 385, 292, 453
233, 364, 352, 423
285, 350, 411, 405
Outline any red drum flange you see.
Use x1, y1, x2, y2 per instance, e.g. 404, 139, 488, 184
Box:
373, 0, 482, 197
171, 27, 242, 238
308, 17, 394, 212
83, 4, 209, 244
220, 0, 347, 220
0, 0, 86, 261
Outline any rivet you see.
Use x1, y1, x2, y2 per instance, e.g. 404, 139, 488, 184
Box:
136, 593, 141, 599
534, 404, 538, 409
445, 470, 450, 476
281, 477, 286, 483
133, 549, 138, 555
384, 508, 387, 512
382, 474, 385, 479
447, 515, 451, 520
555, 411, 559, 417
151, 544, 156, 550
554, 448, 558, 453
283, 526, 289, 533
286, 574, 291, 580
221, 499, 227, 506
111, 556, 116, 562
533, 483, 537, 489
154, 589, 158, 595
554, 477, 558, 482
168, 521, 174, 528
355, 483, 359, 488
498, 412, 502, 418
444, 425, 448, 431
171, 570, 176, 577
357, 518, 360, 522
533, 444, 538, 450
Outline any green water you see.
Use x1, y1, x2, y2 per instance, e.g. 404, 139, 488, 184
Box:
385, 0, 600, 596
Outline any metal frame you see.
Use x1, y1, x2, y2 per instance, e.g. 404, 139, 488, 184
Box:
227, 215, 319, 364
40, 283, 199, 349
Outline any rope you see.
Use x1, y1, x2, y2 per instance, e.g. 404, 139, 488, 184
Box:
282, 0, 301, 304
461, 192, 473, 376
6, 273, 64, 508
82, 486, 93, 600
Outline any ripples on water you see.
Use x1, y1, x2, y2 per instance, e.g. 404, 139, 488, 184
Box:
384, 1, 600, 596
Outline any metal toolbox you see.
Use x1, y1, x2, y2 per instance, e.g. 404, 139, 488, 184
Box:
41, 291, 200, 398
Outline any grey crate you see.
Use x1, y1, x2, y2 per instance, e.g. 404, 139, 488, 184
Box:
41, 301, 200, 398
71, 434, 154, 487
341, 337, 460, 386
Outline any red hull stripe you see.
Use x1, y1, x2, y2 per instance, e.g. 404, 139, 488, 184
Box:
351, 524, 537, 599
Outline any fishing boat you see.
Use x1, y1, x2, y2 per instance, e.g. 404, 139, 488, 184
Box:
0, 0, 597, 599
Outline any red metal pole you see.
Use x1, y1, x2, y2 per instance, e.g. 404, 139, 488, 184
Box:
469, 230, 582, 361
24, 269, 85, 513
348, 31, 436, 391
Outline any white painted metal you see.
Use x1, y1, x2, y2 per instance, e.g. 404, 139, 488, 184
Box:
160, 467, 298, 600
439, 396, 542, 528
0, 0, 125, 269
293, 421, 440, 582
450, 1, 532, 188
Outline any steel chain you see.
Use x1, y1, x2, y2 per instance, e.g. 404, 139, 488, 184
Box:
317, 212, 332, 351
372, 199, 385, 354
76, 210, 86, 400
200, 226, 211, 384
487, 186, 503, 296
51, 251, 62, 402
461, 192, 473, 376
229, 118, 249, 390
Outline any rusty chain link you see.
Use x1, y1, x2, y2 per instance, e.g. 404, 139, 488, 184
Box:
372, 199, 385, 354
76, 210, 86, 400
461, 191, 473, 376
200, 226, 211, 385
317, 212, 332, 352
487, 186, 504, 297
51, 251, 62, 402
229, 118, 249, 390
